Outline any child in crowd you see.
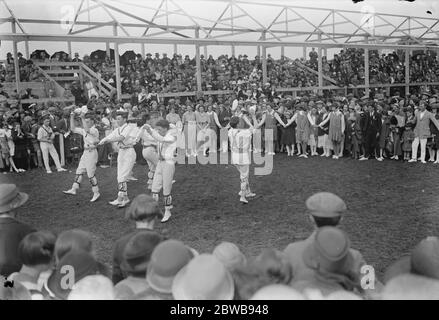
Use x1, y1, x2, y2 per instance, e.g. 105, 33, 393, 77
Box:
402, 123, 415, 161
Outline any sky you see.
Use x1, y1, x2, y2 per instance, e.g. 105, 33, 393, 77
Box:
1, 0, 439, 60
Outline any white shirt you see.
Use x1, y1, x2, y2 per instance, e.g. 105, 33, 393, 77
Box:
228, 128, 254, 165
136, 128, 157, 147
105, 123, 139, 148
150, 128, 177, 162
37, 125, 54, 143
72, 126, 99, 149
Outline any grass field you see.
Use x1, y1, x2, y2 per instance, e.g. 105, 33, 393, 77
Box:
2, 153, 439, 279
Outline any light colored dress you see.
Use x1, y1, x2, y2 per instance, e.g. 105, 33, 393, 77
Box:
328, 111, 343, 143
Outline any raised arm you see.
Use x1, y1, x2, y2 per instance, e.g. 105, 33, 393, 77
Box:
70, 112, 83, 135
144, 124, 176, 143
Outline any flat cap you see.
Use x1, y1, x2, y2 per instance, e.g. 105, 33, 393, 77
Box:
305, 192, 347, 217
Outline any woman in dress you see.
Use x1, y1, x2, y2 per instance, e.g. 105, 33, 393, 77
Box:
283, 103, 310, 158
182, 104, 197, 157
307, 106, 318, 156
319, 103, 345, 159
280, 110, 296, 156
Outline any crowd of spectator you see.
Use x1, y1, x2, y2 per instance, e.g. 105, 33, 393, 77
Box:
1, 47, 438, 98
2, 85, 439, 174
1, 186, 438, 300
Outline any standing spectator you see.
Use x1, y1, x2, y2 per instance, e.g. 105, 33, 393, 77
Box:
37, 115, 67, 173
408, 100, 439, 163
0, 184, 35, 277
360, 104, 382, 161
319, 103, 346, 160
402, 122, 415, 161
182, 105, 197, 157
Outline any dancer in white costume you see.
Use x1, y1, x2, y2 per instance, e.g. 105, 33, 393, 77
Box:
63, 111, 100, 202
98, 110, 138, 208
228, 114, 257, 204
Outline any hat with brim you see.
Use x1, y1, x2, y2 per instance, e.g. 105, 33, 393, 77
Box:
0, 184, 29, 214
172, 254, 234, 300
46, 251, 99, 300
146, 240, 195, 294
302, 227, 355, 275
383, 236, 439, 283
120, 231, 163, 275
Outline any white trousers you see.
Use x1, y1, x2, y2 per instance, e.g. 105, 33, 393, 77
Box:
411, 137, 427, 161
117, 148, 136, 183
40, 142, 62, 171
76, 149, 98, 177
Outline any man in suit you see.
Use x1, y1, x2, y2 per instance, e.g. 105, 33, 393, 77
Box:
409, 99, 439, 164
360, 103, 382, 160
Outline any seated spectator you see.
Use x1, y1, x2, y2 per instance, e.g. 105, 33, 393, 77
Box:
112, 194, 163, 284
0, 184, 35, 277
132, 239, 195, 300
172, 254, 234, 300
212, 241, 247, 272
68, 275, 115, 300
114, 231, 163, 299
283, 192, 367, 280
381, 274, 439, 300
53, 229, 110, 280
384, 236, 439, 283
54, 229, 94, 263
7, 231, 56, 299
291, 227, 364, 297
42, 250, 102, 300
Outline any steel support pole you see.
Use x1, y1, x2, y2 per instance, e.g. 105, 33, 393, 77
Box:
25, 40, 29, 59
365, 36, 370, 97
67, 41, 72, 58
141, 43, 145, 59
405, 48, 410, 96
317, 33, 323, 95
195, 28, 202, 92
12, 22, 20, 93
262, 31, 267, 85
113, 25, 121, 100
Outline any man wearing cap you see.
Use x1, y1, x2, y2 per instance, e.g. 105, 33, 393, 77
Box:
291, 227, 364, 296
98, 110, 138, 208
283, 192, 366, 280
37, 115, 67, 174
0, 184, 35, 277
63, 111, 100, 202
143, 120, 178, 223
